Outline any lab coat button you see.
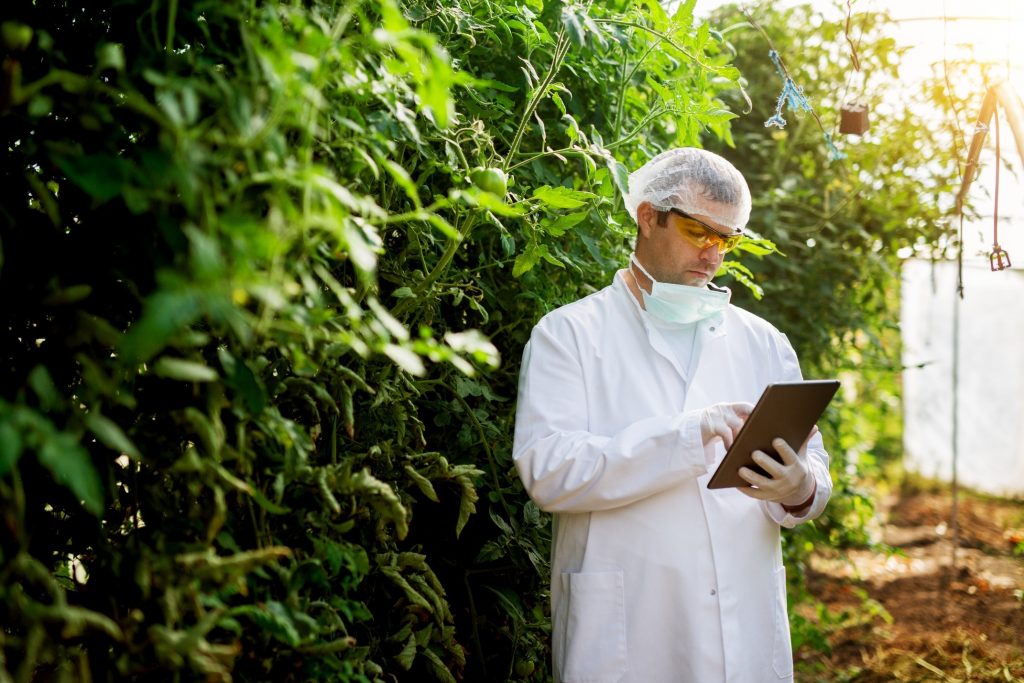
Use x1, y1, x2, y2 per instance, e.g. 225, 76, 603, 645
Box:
710, 589, 717, 596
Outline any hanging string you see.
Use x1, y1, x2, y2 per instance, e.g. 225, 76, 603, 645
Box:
843, 0, 862, 72
993, 104, 1000, 252
989, 102, 1011, 270
941, 0, 963, 588
835, 0, 869, 137
941, 0, 966, 298
741, 8, 846, 161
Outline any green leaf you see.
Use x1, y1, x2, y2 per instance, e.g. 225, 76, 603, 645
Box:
694, 108, 738, 125
500, 232, 515, 257
512, 242, 542, 277
538, 244, 564, 268
28, 366, 62, 412
233, 602, 301, 647
421, 646, 458, 683
248, 485, 291, 515
152, 357, 219, 382
42, 284, 92, 306
672, 0, 698, 28
735, 237, 780, 257
384, 344, 426, 376
532, 185, 596, 209
426, 214, 460, 239
52, 153, 128, 203
456, 476, 479, 538
95, 42, 125, 72
457, 188, 524, 217
719, 260, 764, 300
540, 211, 588, 237
379, 566, 433, 612
382, 159, 422, 210
120, 289, 203, 364
38, 432, 104, 516
218, 348, 266, 415
0, 419, 23, 475
395, 632, 417, 670
561, 5, 586, 46
404, 465, 439, 502
85, 412, 141, 460
484, 585, 526, 623
600, 153, 630, 199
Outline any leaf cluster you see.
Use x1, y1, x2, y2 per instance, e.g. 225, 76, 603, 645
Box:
0, 0, 743, 681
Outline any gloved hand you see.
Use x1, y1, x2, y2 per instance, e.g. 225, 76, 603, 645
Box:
699, 402, 754, 449
737, 429, 817, 507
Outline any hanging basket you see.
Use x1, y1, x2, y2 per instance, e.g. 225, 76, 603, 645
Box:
839, 102, 870, 135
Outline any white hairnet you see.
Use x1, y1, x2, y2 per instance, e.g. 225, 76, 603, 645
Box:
623, 147, 751, 232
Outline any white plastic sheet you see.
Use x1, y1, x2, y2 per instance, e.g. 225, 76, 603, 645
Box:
901, 258, 1024, 497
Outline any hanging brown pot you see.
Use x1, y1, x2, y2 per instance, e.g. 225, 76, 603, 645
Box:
839, 101, 870, 135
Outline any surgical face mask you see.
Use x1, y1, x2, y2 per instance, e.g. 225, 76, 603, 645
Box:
630, 253, 730, 325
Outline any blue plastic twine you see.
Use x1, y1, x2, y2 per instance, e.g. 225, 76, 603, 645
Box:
763, 50, 846, 161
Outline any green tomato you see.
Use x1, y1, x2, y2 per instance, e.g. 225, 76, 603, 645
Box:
469, 166, 508, 195
513, 659, 535, 677
1, 22, 33, 52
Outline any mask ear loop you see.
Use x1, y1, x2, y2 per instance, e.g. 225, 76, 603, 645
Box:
629, 253, 658, 290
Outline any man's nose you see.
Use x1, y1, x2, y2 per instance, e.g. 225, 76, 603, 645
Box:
700, 243, 723, 259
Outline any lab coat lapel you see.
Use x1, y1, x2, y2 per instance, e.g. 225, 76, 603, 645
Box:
615, 272, 690, 385
682, 320, 728, 412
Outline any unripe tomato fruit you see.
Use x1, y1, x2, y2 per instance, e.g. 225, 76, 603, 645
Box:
513, 658, 535, 677
469, 166, 508, 195
1, 22, 33, 51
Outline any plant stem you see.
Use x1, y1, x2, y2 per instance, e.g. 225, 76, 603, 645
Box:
451, 390, 513, 524
503, 31, 571, 172
390, 212, 479, 319
166, 0, 178, 54
593, 19, 724, 73
506, 147, 590, 172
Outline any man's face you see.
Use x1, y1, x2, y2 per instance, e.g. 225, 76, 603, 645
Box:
640, 204, 740, 288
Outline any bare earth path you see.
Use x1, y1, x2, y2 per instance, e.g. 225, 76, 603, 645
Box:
798, 492, 1024, 682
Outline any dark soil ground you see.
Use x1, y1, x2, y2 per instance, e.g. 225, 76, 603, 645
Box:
796, 490, 1024, 682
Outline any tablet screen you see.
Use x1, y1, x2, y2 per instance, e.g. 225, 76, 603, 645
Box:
706, 380, 839, 490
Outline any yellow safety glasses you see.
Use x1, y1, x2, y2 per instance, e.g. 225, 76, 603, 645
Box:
668, 208, 744, 254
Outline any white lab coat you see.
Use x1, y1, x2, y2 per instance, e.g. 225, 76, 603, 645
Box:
512, 271, 831, 683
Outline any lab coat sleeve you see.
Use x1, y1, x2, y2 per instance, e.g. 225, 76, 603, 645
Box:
760, 332, 833, 528
512, 320, 711, 514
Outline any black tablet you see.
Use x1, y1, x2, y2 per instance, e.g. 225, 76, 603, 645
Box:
706, 380, 840, 490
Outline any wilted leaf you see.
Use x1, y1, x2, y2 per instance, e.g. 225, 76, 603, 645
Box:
404, 464, 439, 502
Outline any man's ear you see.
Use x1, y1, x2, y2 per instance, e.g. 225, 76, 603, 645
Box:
635, 201, 656, 239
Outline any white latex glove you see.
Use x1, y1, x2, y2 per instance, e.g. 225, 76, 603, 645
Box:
699, 402, 754, 450
737, 428, 817, 507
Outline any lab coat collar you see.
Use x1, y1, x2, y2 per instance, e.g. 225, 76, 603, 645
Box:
613, 270, 728, 386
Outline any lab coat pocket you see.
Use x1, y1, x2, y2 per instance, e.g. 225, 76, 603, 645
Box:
557, 570, 628, 683
771, 565, 794, 678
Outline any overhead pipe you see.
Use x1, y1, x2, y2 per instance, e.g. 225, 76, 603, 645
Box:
956, 81, 1024, 214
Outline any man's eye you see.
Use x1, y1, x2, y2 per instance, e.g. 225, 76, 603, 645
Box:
686, 228, 706, 239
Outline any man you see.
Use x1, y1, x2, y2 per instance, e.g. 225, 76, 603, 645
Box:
512, 147, 832, 682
